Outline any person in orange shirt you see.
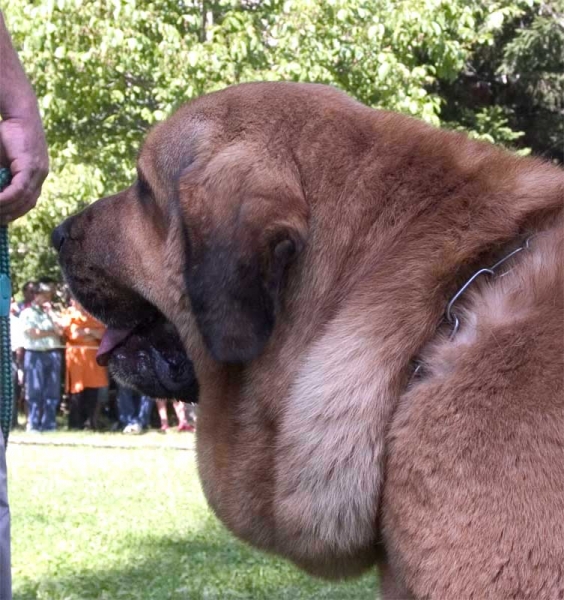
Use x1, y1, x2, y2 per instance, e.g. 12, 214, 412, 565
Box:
61, 298, 108, 430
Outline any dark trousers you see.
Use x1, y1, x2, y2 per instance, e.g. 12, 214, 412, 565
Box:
24, 349, 62, 431
117, 387, 153, 428
68, 388, 99, 430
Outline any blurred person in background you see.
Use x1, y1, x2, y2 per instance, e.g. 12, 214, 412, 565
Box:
19, 282, 63, 432
36, 277, 58, 310
117, 387, 154, 435
61, 298, 108, 430
156, 399, 195, 433
16, 280, 36, 315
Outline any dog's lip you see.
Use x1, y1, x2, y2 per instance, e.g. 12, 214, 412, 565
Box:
96, 328, 136, 366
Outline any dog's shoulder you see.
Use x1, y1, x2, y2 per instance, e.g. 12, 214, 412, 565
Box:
383, 219, 564, 599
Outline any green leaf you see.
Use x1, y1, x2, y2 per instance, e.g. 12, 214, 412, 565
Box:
485, 9, 505, 30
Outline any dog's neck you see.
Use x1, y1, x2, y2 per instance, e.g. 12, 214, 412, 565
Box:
288, 110, 564, 367
195, 116, 563, 577
410, 234, 536, 379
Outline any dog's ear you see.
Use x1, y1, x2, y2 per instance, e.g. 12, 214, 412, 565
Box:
179, 145, 308, 364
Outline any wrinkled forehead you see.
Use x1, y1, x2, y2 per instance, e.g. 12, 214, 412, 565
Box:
135, 83, 306, 184
137, 113, 214, 190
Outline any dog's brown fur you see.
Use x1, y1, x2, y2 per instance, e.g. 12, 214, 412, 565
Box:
382, 221, 564, 599
56, 82, 564, 597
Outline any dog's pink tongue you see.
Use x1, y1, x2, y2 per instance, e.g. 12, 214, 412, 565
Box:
96, 328, 133, 366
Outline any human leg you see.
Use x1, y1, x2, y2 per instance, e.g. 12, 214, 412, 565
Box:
0, 430, 12, 600
156, 400, 169, 430
82, 388, 98, 430
67, 392, 83, 429
172, 400, 187, 426
41, 350, 61, 431
23, 350, 43, 432
173, 401, 195, 432
138, 396, 154, 430
117, 386, 136, 428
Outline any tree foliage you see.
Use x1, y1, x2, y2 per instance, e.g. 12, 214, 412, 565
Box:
3, 0, 560, 289
440, 0, 563, 159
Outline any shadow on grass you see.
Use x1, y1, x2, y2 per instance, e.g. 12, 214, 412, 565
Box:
14, 517, 378, 600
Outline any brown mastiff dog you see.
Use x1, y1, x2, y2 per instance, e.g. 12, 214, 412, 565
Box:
53, 82, 564, 599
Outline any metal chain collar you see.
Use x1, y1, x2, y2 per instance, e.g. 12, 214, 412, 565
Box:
411, 235, 532, 380
445, 236, 532, 340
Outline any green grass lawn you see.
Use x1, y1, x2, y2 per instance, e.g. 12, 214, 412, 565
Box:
8, 436, 378, 599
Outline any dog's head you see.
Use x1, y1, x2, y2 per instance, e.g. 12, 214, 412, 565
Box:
54, 84, 312, 400
55, 82, 388, 577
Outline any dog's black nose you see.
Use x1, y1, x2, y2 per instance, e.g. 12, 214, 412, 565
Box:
51, 220, 70, 252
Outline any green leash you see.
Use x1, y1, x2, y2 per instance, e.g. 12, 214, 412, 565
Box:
0, 167, 14, 444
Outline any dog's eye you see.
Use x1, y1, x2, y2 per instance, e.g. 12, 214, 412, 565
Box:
273, 239, 296, 263
137, 176, 152, 200
136, 174, 156, 209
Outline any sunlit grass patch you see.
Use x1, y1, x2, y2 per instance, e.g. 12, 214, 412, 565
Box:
8, 442, 377, 599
